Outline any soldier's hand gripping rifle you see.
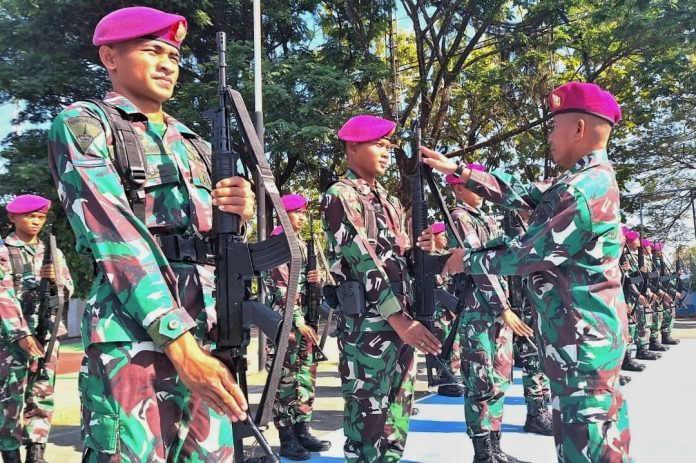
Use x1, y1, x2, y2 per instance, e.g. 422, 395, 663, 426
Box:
405, 120, 465, 388
621, 244, 645, 321
209, 32, 302, 463
304, 214, 328, 362
32, 224, 64, 382
501, 211, 538, 359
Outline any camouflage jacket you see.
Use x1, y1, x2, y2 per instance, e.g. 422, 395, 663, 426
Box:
459, 149, 627, 382
449, 203, 510, 317
321, 169, 410, 332
48, 92, 215, 349
0, 233, 73, 342
621, 248, 642, 305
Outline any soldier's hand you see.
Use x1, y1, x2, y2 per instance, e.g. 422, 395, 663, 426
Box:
40, 264, 56, 282
639, 266, 648, 273
387, 312, 442, 356
212, 176, 255, 223
442, 248, 466, 275
17, 335, 44, 358
620, 261, 630, 271
297, 325, 319, 344
419, 146, 459, 175
307, 270, 320, 284
501, 309, 534, 337
638, 295, 649, 307
165, 332, 248, 422
417, 227, 436, 252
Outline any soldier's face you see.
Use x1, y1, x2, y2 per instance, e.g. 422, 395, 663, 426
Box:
9, 212, 47, 238
454, 184, 482, 208
288, 209, 307, 233
347, 138, 393, 178
548, 114, 578, 168
434, 232, 447, 251
627, 238, 639, 250
104, 39, 180, 105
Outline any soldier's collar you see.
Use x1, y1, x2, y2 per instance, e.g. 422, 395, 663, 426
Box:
3, 232, 42, 253
102, 92, 197, 136
569, 149, 609, 174
457, 201, 481, 215
344, 169, 388, 195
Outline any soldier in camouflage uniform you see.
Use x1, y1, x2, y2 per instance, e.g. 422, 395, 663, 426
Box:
652, 242, 680, 346
641, 239, 671, 353
265, 194, 331, 461
618, 228, 648, 375
429, 221, 464, 398
47, 7, 255, 462
446, 165, 532, 463
0, 195, 73, 463
321, 114, 442, 463
421, 82, 632, 462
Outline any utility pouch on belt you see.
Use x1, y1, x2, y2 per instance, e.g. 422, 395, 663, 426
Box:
336, 281, 365, 316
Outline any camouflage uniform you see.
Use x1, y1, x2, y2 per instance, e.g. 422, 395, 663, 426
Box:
515, 294, 550, 406
449, 203, 514, 438
266, 238, 319, 428
0, 234, 73, 451
321, 170, 415, 463
643, 253, 666, 348
48, 93, 235, 462
459, 150, 631, 462
626, 248, 652, 352
432, 254, 460, 377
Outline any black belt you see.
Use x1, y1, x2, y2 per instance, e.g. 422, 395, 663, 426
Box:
157, 235, 214, 265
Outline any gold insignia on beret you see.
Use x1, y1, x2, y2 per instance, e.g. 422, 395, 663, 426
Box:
175, 22, 186, 42
550, 93, 561, 109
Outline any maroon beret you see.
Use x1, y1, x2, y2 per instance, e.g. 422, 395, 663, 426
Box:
548, 82, 621, 126
432, 222, 446, 234
5, 194, 51, 214
338, 115, 396, 142
281, 194, 308, 212
93, 7, 187, 49
270, 226, 284, 236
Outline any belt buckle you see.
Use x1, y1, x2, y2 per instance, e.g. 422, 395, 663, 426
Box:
176, 236, 197, 262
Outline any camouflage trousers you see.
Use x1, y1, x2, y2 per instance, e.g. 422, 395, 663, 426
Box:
661, 301, 674, 335
633, 304, 652, 349
514, 337, 550, 404
432, 307, 461, 375
266, 329, 317, 428
79, 341, 234, 462
458, 312, 513, 437
0, 340, 58, 450
338, 329, 415, 463
649, 307, 664, 342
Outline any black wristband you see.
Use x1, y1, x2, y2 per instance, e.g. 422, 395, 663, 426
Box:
452, 160, 466, 178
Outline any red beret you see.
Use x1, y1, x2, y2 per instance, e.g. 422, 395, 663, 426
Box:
5, 194, 51, 214
93, 7, 187, 49
432, 222, 446, 234
338, 115, 396, 142
548, 82, 621, 126
445, 163, 487, 185
623, 230, 640, 241
653, 243, 664, 251
641, 239, 652, 248
270, 226, 284, 236
281, 194, 308, 212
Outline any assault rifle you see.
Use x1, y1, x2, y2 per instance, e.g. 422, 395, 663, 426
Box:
209, 32, 302, 463
305, 214, 328, 362
405, 120, 464, 388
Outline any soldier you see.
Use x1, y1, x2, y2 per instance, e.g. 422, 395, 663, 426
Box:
321, 114, 441, 463
0, 195, 73, 463
420, 82, 632, 462
266, 194, 331, 461
618, 228, 647, 375
641, 239, 671, 353
429, 221, 464, 398
47, 7, 255, 461
445, 166, 532, 463
652, 242, 680, 345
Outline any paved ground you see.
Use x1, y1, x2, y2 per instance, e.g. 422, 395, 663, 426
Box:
35, 316, 696, 461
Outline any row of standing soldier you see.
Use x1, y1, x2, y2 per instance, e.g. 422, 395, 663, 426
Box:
1, 4, 689, 463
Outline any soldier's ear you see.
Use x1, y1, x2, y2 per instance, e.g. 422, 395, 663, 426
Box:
575, 118, 585, 139
99, 45, 118, 71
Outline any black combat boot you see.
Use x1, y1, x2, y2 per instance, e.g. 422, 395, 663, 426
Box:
471, 434, 496, 463
636, 345, 660, 360
293, 422, 331, 452
619, 375, 631, 386
437, 384, 465, 397
490, 431, 531, 463
523, 399, 553, 436
1, 450, 20, 463
278, 426, 310, 461
621, 350, 645, 372
25, 444, 46, 463
662, 332, 680, 345
649, 339, 668, 352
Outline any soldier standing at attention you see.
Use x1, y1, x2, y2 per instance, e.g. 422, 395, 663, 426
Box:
0, 195, 73, 463
266, 194, 331, 461
321, 114, 441, 463
47, 7, 254, 461
653, 242, 680, 345
420, 82, 632, 462
446, 165, 532, 463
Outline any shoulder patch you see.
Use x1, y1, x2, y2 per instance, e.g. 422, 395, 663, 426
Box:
65, 116, 104, 152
